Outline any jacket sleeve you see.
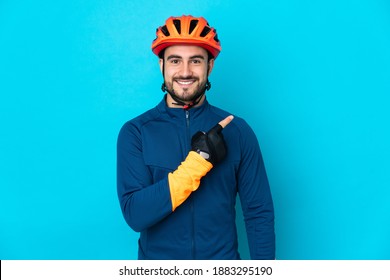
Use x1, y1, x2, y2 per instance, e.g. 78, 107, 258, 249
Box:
237, 122, 275, 259
117, 122, 172, 232
117, 122, 212, 232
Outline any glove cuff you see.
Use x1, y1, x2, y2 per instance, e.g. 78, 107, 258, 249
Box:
168, 151, 213, 211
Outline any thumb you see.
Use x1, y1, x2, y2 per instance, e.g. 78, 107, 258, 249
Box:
208, 115, 234, 134
218, 115, 234, 129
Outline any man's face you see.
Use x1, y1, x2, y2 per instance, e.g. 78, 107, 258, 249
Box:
160, 45, 214, 104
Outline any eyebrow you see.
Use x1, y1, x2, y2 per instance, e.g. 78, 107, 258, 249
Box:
189, 55, 206, 60
166, 54, 206, 60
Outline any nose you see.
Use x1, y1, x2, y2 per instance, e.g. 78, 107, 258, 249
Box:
180, 62, 193, 77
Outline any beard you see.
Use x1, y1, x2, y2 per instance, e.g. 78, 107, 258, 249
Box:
164, 77, 207, 104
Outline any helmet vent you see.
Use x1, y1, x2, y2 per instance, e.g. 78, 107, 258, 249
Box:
161, 25, 170, 36
200, 26, 211, 37
173, 19, 181, 34
213, 30, 219, 42
189, 20, 199, 34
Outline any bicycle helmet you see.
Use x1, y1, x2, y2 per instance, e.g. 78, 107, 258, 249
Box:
152, 15, 221, 59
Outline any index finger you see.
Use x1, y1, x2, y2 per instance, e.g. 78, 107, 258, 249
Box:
218, 115, 234, 129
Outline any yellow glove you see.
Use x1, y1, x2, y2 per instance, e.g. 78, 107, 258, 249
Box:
168, 151, 213, 211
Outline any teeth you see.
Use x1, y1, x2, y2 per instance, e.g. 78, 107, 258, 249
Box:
177, 80, 193, 85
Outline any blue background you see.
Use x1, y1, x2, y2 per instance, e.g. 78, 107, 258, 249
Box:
1, 0, 389, 260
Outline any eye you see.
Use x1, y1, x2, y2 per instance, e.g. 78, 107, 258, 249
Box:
191, 59, 201, 64
169, 59, 180, 64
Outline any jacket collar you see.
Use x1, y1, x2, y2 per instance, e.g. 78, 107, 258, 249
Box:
157, 94, 209, 120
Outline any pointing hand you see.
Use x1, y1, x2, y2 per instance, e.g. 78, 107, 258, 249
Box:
191, 115, 234, 165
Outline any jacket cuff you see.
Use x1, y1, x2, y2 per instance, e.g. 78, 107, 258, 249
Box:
168, 151, 213, 211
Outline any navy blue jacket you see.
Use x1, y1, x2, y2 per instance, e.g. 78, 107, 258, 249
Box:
117, 97, 275, 259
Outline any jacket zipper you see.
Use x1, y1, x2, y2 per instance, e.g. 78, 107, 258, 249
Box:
185, 110, 195, 259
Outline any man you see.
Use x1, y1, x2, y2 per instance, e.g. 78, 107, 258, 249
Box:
117, 15, 275, 259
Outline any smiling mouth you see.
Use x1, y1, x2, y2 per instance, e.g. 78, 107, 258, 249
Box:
175, 79, 196, 86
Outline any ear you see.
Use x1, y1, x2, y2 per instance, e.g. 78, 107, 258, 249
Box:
207, 58, 215, 76
159, 58, 164, 74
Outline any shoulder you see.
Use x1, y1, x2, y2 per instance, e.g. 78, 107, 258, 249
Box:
208, 104, 261, 157
118, 105, 162, 141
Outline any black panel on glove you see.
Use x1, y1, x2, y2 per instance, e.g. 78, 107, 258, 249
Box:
191, 124, 227, 165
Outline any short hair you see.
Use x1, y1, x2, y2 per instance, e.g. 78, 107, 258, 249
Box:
158, 49, 215, 62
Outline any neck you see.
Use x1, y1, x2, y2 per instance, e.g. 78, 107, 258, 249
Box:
166, 94, 206, 109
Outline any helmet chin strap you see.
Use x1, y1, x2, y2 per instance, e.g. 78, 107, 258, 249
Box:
161, 80, 211, 110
